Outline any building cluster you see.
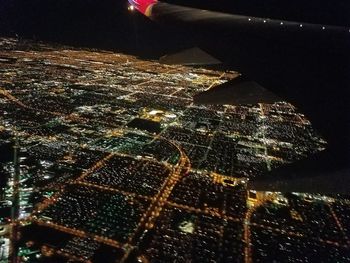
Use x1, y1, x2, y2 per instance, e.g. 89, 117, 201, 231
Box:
251, 193, 350, 262
144, 206, 244, 263
40, 185, 149, 243
83, 155, 170, 197
169, 172, 247, 218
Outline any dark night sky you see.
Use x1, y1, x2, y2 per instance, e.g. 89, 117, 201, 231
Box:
1, 0, 196, 56
1, 0, 350, 56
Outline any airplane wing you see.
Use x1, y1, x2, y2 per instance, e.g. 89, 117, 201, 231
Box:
128, 0, 349, 34
128, 0, 350, 194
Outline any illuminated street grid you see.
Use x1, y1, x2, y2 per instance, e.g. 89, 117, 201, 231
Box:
0, 38, 349, 262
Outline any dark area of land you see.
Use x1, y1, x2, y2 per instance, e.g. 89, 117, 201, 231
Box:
20, 224, 73, 247
127, 118, 161, 134
0, 142, 12, 163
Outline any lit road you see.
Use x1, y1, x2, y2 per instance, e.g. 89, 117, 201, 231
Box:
129, 138, 191, 243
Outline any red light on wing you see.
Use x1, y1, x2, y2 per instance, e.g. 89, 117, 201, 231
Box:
129, 0, 157, 16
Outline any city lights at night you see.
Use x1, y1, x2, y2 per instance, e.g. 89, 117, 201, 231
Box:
0, 0, 349, 262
